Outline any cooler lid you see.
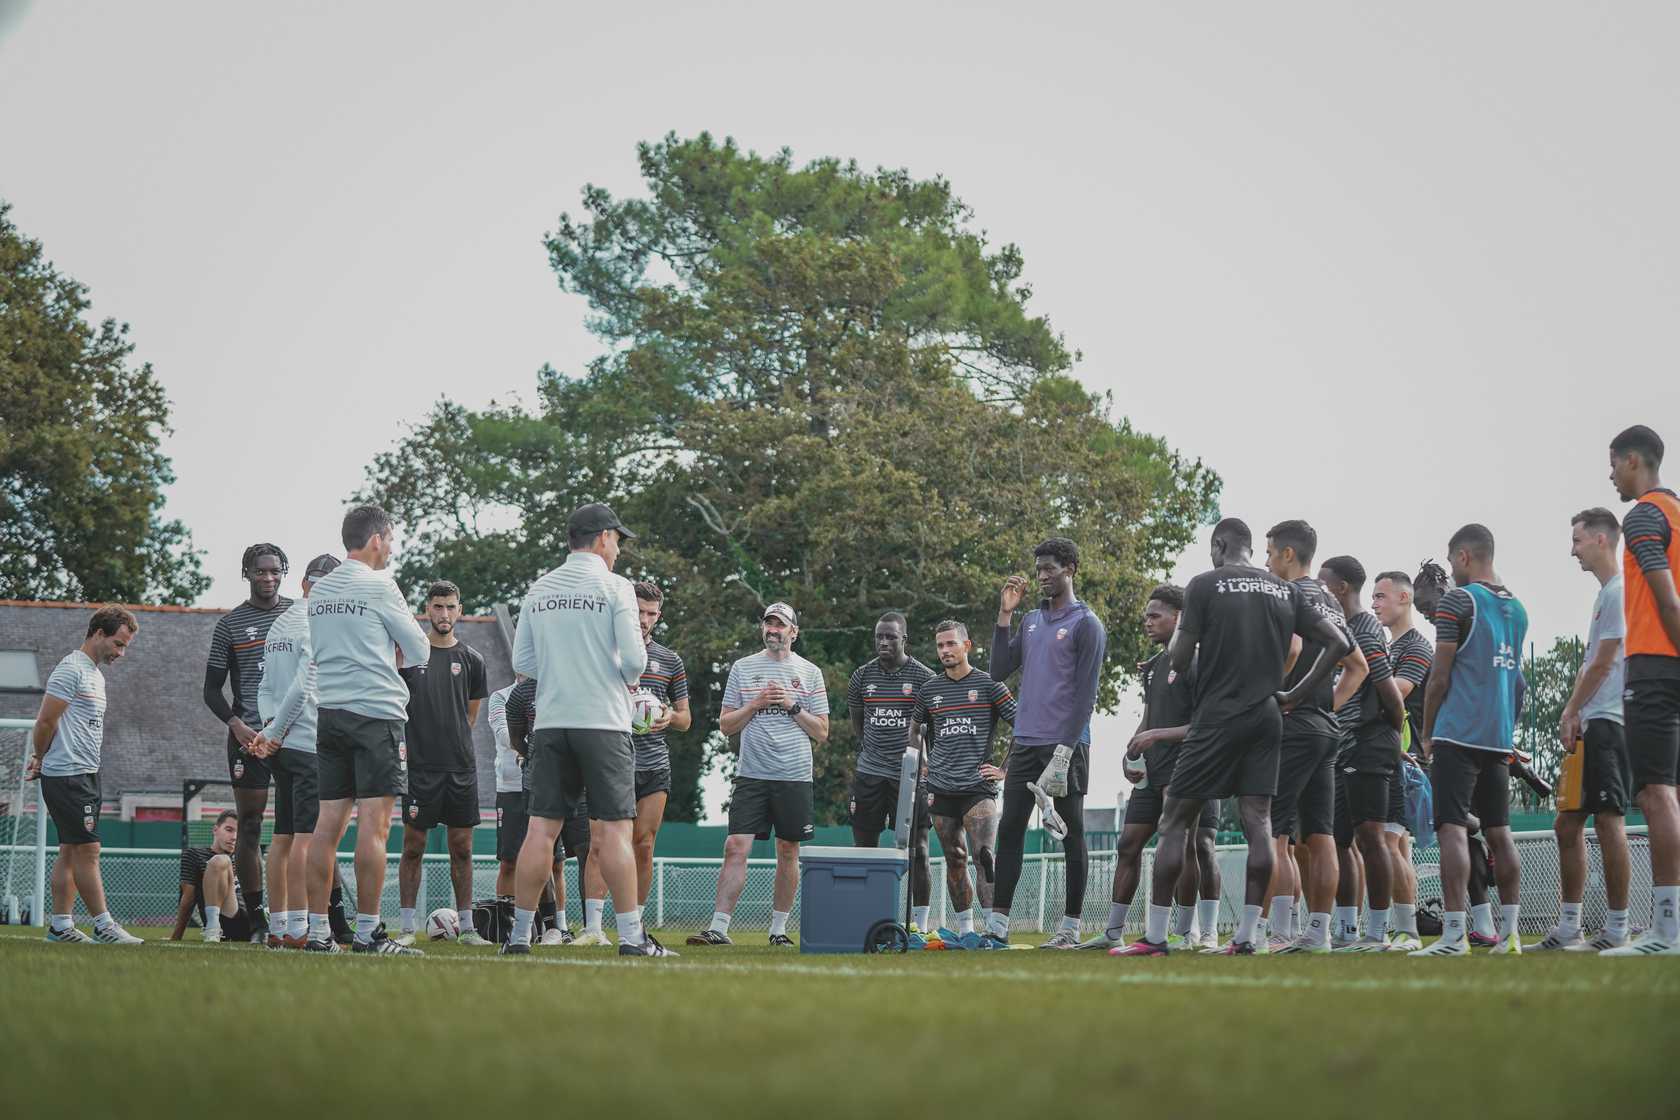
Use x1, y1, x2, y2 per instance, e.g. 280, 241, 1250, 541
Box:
797, 845, 910, 864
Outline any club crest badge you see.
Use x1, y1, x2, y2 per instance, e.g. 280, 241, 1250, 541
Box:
451, 662, 462, 676
1056, 628, 1069, 640
902, 682, 914, 696
233, 758, 245, 779
968, 689, 979, 702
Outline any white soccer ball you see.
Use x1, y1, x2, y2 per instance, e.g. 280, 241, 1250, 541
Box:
426, 907, 460, 941
630, 688, 661, 735
1123, 752, 1148, 788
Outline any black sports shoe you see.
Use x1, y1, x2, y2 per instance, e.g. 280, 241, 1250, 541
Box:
248, 908, 271, 942
329, 908, 354, 945
353, 932, 423, 956
619, 934, 678, 957
499, 940, 532, 956
768, 933, 795, 948
303, 938, 341, 954
685, 929, 733, 946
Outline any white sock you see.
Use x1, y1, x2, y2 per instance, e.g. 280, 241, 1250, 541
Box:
709, 910, 733, 935
457, 908, 474, 934
1366, 907, 1390, 940
1558, 901, 1582, 937
287, 911, 308, 939
769, 910, 790, 937
979, 907, 992, 927
1106, 903, 1129, 939
912, 906, 931, 930
1146, 903, 1171, 944
1654, 885, 1679, 940
1605, 907, 1630, 940
1269, 896, 1294, 939
1334, 905, 1357, 938
1235, 904, 1262, 945
1303, 912, 1330, 947
510, 906, 534, 945
1499, 903, 1519, 939
269, 910, 286, 937
617, 906, 644, 946
399, 906, 417, 934
956, 910, 975, 935
93, 911, 116, 933
1197, 898, 1219, 937
1471, 903, 1496, 938
1442, 910, 1467, 945
1059, 913, 1080, 934
987, 910, 1010, 939
205, 906, 222, 934
50, 913, 73, 933
308, 912, 330, 941
1395, 901, 1418, 935
584, 898, 604, 935
354, 912, 379, 942
1172, 904, 1195, 936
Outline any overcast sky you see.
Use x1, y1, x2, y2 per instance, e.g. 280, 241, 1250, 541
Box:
5, 2, 1677, 819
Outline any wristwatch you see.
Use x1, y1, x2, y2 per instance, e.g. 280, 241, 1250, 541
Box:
787, 701, 803, 717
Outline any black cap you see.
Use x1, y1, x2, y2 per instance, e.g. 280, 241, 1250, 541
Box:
303, 553, 341, 580
568, 502, 636, 541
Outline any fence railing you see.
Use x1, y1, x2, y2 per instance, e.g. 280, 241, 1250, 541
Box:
0, 827, 1651, 935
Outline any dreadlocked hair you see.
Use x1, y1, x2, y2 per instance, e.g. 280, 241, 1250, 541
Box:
1414, 559, 1449, 592
242, 542, 289, 576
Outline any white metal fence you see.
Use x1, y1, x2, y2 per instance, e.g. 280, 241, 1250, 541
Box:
0, 828, 1653, 936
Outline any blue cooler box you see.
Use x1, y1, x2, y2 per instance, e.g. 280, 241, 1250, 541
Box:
797, 846, 909, 954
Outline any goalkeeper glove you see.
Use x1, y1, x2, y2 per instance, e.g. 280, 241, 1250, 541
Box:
1039, 744, 1074, 797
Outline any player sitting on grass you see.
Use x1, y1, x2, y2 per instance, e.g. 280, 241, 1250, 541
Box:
170, 810, 251, 943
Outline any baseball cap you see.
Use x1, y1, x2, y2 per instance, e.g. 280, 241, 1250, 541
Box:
762, 602, 798, 626
303, 553, 341, 580
568, 502, 636, 541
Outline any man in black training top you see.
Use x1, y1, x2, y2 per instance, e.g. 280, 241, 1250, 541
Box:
396, 580, 490, 946
1122, 518, 1350, 956
847, 612, 936, 931
1262, 520, 1361, 955
911, 620, 1015, 947
202, 543, 293, 938
988, 537, 1106, 949
1084, 584, 1222, 953
1318, 555, 1407, 952
1371, 568, 1433, 949
169, 810, 250, 943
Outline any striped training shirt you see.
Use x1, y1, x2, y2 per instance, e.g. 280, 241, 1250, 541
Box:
42, 650, 105, 776
1387, 626, 1433, 746
632, 640, 689, 772
208, 598, 293, 725
723, 650, 830, 782
179, 846, 241, 921
306, 558, 430, 722
1337, 610, 1394, 731
914, 667, 1014, 795
848, 656, 936, 780
258, 600, 318, 754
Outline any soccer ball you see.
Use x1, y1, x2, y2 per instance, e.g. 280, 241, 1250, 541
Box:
630, 688, 661, 735
426, 908, 460, 941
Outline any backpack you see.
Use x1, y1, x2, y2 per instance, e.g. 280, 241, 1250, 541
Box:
472, 896, 518, 943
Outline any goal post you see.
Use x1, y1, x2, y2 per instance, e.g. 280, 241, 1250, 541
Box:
1, 717, 46, 926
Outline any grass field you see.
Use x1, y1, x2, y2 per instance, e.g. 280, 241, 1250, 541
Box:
2, 925, 1676, 1119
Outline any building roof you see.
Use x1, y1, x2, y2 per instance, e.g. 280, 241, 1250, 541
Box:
0, 600, 514, 805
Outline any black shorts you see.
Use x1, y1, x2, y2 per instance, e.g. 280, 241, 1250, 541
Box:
316, 708, 407, 801
1273, 715, 1338, 839
1344, 722, 1402, 775
1571, 718, 1634, 816
1334, 769, 1390, 846
729, 777, 814, 842
41, 772, 101, 845
219, 906, 254, 942
402, 769, 480, 830
1623, 676, 1680, 792
226, 730, 272, 790
1386, 762, 1408, 827
270, 748, 320, 836
527, 728, 635, 821
1123, 784, 1217, 830
635, 767, 672, 803
561, 815, 590, 859
1003, 741, 1091, 797
928, 788, 996, 822
1430, 742, 1510, 830
496, 792, 590, 862
850, 771, 930, 835
1168, 700, 1282, 801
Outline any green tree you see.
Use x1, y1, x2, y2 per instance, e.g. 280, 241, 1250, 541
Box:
0, 202, 209, 605
361, 135, 1221, 823
1515, 636, 1584, 812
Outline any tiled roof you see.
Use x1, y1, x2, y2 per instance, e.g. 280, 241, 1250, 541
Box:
0, 601, 514, 805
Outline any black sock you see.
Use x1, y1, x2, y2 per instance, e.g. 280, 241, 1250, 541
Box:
244, 890, 264, 916
330, 883, 344, 908
539, 895, 558, 929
